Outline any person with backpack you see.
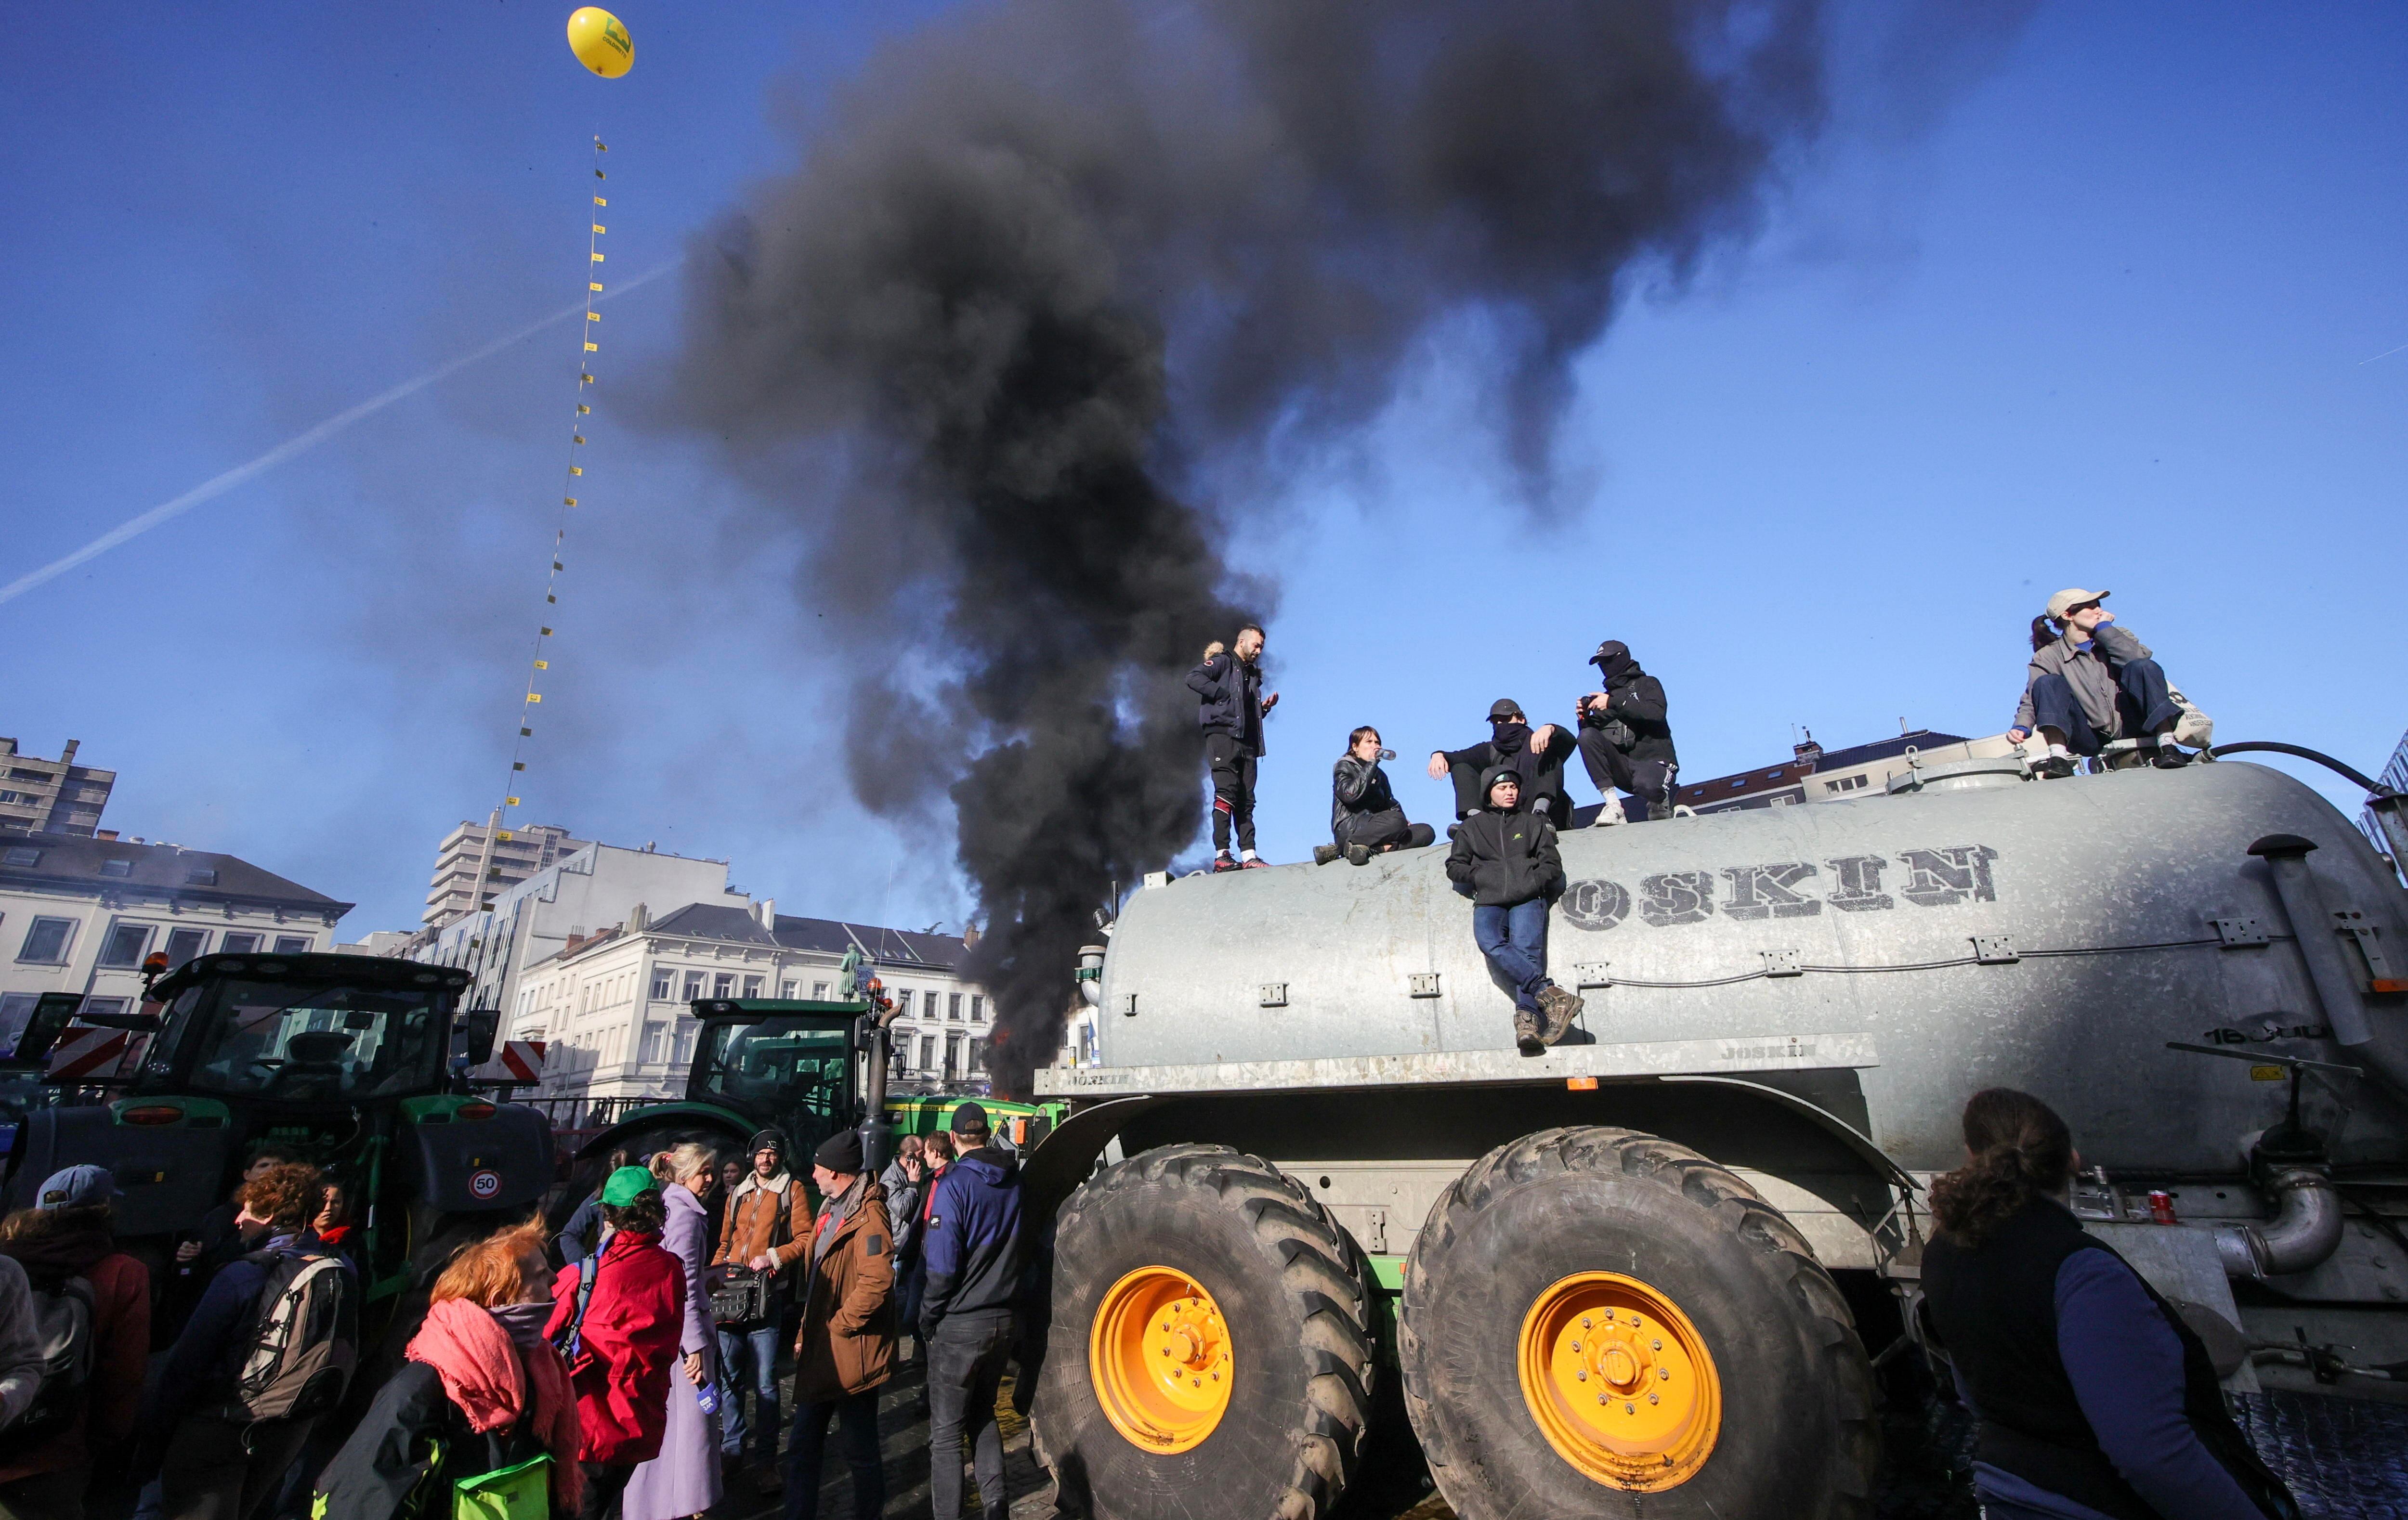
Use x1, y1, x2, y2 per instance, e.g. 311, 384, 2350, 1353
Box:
543, 1166, 685, 1520
143, 1162, 356, 1520
312, 1221, 584, 1520
623, 1145, 723, 1520
0, 1165, 147, 1520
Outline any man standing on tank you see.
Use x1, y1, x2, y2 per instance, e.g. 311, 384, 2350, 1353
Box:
2007, 589, 2191, 777
1447, 768, 1582, 1054
1188, 624, 1280, 871
1576, 640, 1679, 822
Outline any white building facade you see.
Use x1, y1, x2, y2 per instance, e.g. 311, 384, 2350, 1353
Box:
0, 831, 350, 1052
513, 901, 997, 1104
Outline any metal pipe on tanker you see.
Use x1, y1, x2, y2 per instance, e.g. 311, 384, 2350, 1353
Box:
2213, 1168, 2348, 1279
2247, 833, 2408, 1098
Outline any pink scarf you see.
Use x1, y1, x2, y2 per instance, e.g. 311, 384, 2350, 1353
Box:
407, 1298, 584, 1512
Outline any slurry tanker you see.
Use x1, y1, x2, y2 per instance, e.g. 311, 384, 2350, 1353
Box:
1021, 749, 2408, 1520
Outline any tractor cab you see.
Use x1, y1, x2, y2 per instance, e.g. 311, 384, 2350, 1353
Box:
684, 1000, 864, 1159
130, 952, 464, 1106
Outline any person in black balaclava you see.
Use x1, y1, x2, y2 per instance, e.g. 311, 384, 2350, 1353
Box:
1576, 640, 1679, 821
1427, 699, 1573, 823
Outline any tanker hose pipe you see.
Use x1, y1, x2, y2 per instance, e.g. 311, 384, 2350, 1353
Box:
2247, 833, 2408, 1100
2214, 1167, 2345, 1281
1075, 945, 1107, 1008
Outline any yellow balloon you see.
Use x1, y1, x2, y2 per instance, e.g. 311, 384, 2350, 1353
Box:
566, 7, 633, 78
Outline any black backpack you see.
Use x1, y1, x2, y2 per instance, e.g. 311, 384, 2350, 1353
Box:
0, 1271, 96, 1457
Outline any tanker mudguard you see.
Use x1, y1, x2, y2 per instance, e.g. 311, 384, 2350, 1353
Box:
401, 1104, 551, 1212
5, 1107, 227, 1236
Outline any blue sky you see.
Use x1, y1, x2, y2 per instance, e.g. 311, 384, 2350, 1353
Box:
3, 3, 2401, 935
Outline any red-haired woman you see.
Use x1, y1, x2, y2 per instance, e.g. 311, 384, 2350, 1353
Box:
313, 1220, 584, 1518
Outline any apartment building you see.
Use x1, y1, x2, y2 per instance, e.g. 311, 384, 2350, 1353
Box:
0, 739, 115, 838
423, 820, 591, 929
1668, 727, 2024, 816
513, 899, 994, 1103
0, 830, 350, 1054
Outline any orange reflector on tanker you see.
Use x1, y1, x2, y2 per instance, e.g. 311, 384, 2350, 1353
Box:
1567, 1076, 1599, 1091
458, 1103, 497, 1122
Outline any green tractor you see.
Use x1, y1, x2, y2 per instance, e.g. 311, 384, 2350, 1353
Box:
2, 950, 555, 1350
561, 958, 1063, 1206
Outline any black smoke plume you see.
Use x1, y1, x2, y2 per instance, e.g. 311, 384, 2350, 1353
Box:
675, 0, 1832, 1093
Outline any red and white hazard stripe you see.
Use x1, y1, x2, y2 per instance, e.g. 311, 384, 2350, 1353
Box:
498, 1040, 547, 1082
46, 1026, 129, 1083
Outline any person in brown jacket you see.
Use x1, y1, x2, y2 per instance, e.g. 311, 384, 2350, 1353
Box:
784, 1129, 895, 1520
712, 1128, 806, 1483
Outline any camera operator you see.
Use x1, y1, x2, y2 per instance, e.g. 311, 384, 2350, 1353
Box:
1575, 641, 1678, 822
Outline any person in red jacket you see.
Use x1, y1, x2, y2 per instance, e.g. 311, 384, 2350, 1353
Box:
545, 1166, 686, 1520
0, 1165, 151, 1516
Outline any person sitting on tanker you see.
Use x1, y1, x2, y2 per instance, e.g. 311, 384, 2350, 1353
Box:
1427, 700, 1573, 823
1445, 767, 1582, 1055
2007, 589, 2192, 777
1186, 624, 1280, 872
1921, 1088, 2298, 1520
1575, 640, 1679, 823
1318, 726, 1438, 866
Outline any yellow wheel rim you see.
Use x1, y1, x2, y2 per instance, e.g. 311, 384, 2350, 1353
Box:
1517, 1271, 1721, 1489
1088, 1265, 1234, 1454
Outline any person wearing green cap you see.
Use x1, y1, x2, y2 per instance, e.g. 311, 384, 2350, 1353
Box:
544, 1166, 685, 1520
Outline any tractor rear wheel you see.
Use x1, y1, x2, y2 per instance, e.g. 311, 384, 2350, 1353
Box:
1399, 1127, 1876, 1520
1033, 1143, 1374, 1520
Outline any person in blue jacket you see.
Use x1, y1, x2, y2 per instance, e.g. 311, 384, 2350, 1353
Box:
918, 1103, 1024, 1520
1920, 1089, 2298, 1520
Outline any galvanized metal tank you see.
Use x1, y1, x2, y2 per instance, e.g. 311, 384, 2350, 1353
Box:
1093, 759, 2408, 1175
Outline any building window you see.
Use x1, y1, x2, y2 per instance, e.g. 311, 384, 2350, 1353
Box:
919, 1035, 937, 1071
742, 975, 763, 998
948, 993, 963, 1022
81, 997, 128, 1019
779, 980, 797, 1000
16, 918, 74, 964
159, 927, 207, 968
99, 859, 131, 879
186, 868, 218, 886
643, 1022, 667, 1063
272, 935, 310, 955
0, 994, 40, 1057
683, 971, 705, 1001
812, 982, 829, 1000
651, 969, 674, 1001
221, 933, 261, 955
97, 922, 150, 967
944, 1033, 962, 1073
969, 995, 983, 1023
0, 792, 32, 806
713, 973, 734, 999
2, 847, 41, 868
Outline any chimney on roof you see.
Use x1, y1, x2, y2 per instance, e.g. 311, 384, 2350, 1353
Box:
629, 902, 648, 933
60, 740, 78, 765
962, 922, 981, 948
1793, 729, 1823, 769
95, 830, 119, 842
756, 898, 775, 929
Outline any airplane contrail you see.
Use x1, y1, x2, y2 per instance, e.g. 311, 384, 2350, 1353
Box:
0, 257, 684, 609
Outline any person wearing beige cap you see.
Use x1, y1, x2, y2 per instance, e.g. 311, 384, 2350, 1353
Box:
2007, 589, 2189, 777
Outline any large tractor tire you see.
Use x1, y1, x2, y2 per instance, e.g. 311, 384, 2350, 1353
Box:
1400, 1127, 1877, 1520
1033, 1143, 1374, 1520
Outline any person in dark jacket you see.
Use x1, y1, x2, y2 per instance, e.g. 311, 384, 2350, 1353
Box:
1445, 768, 1580, 1053
313, 1221, 583, 1520
920, 1104, 1023, 1520
1921, 1089, 2298, 1520
1576, 640, 1678, 822
0, 1165, 150, 1516
2007, 589, 2191, 776
143, 1163, 346, 1520
1318, 726, 1437, 865
556, 1148, 633, 1269
1428, 700, 1573, 823
1186, 625, 1280, 871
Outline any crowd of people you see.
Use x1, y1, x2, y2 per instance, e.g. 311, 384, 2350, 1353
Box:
0, 1102, 1032, 1520
1198, 588, 2205, 1055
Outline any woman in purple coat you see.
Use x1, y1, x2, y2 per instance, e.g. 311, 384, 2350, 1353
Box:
625, 1144, 726, 1520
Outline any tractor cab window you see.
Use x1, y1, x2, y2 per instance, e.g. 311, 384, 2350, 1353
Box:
694, 1018, 852, 1142
176, 978, 448, 1101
